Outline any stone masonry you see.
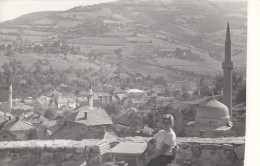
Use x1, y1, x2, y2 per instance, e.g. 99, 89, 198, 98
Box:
0, 137, 245, 166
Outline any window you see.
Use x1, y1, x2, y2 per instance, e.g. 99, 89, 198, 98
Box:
3, 135, 7, 139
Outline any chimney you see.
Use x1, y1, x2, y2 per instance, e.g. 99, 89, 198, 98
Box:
8, 84, 12, 111
84, 112, 88, 120
89, 83, 93, 109
102, 126, 106, 132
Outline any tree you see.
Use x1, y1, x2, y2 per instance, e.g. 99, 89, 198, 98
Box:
44, 109, 57, 120
114, 48, 122, 60
26, 129, 38, 140
2, 63, 12, 84
235, 82, 246, 103
213, 75, 223, 94
154, 76, 167, 86
175, 48, 182, 57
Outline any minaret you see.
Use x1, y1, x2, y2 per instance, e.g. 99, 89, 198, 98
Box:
8, 84, 12, 111
89, 83, 93, 109
222, 22, 233, 121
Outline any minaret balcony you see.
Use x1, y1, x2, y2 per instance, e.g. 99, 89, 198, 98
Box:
222, 62, 233, 69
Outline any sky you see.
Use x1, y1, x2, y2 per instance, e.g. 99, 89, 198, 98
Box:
0, 0, 117, 22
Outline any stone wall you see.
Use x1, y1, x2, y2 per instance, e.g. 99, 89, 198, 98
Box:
174, 137, 245, 166
0, 139, 101, 166
0, 137, 245, 166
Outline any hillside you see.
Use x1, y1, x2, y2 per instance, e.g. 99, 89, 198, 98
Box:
0, 0, 247, 80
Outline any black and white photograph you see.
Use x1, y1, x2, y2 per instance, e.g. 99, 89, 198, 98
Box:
0, 0, 256, 166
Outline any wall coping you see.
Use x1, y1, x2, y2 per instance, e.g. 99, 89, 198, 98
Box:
0, 136, 245, 150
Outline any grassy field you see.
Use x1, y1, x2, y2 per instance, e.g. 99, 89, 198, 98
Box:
34, 18, 56, 25
68, 37, 125, 46
22, 35, 43, 42
55, 20, 83, 28
0, 28, 19, 33
122, 59, 182, 80
149, 57, 222, 76
57, 7, 112, 20
24, 30, 52, 36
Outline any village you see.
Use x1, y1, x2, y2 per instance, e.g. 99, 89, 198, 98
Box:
0, 66, 245, 142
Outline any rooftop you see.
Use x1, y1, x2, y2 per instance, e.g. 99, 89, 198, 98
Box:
74, 106, 113, 126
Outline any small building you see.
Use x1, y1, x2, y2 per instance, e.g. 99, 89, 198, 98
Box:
74, 106, 113, 127
3, 119, 34, 140
103, 83, 115, 92
0, 130, 19, 141
114, 107, 144, 136
57, 97, 76, 110
48, 121, 117, 141
97, 92, 113, 104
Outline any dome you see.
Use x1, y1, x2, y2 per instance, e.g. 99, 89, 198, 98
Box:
195, 97, 230, 129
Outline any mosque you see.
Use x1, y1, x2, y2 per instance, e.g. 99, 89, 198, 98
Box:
186, 23, 240, 137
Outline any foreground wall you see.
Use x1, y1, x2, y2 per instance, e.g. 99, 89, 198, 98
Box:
0, 137, 245, 166
0, 139, 101, 166
174, 137, 245, 166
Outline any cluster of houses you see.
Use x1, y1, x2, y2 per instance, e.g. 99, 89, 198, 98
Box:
0, 81, 190, 142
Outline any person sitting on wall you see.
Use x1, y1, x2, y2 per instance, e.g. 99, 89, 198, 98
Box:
144, 114, 177, 166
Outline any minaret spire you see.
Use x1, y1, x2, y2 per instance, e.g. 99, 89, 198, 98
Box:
8, 84, 12, 112
222, 22, 233, 122
89, 82, 93, 109
225, 22, 231, 62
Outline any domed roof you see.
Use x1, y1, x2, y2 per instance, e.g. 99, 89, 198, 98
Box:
196, 97, 230, 120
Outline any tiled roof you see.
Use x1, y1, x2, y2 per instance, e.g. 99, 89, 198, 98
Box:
0, 130, 19, 141
130, 98, 145, 104
97, 92, 112, 97
0, 116, 8, 125
57, 97, 76, 104
13, 102, 33, 111
126, 89, 145, 94
120, 107, 139, 115
0, 111, 15, 120
4, 119, 34, 131
74, 106, 113, 126
42, 120, 58, 129
48, 121, 117, 140
117, 94, 127, 100
117, 114, 136, 126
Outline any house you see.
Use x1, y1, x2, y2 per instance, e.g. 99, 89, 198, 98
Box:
114, 107, 144, 135
0, 130, 19, 141
126, 89, 147, 98
57, 97, 76, 110
36, 96, 52, 105
103, 83, 115, 92
135, 76, 143, 82
77, 96, 88, 107
148, 86, 166, 96
12, 101, 34, 112
74, 106, 113, 127
45, 89, 62, 99
36, 96, 56, 110
123, 95, 150, 109
3, 118, 34, 140
78, 91, 100, 106
97, 92, 113, 104
48, 121, 117, 141
23, 113, 50, 127
0, 100, 33, 118
116, 93, 127, 102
